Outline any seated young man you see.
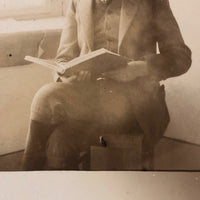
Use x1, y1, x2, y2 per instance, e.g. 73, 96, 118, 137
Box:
22, 0, 191, 170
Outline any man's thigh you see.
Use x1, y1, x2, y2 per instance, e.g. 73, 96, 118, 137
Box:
59, 80, 134, 126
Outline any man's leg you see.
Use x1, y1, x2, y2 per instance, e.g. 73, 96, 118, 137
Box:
22, 120, 54, 170
22, 79, 144, 170
22, 82, 92, 170
45, 121, 80, 170
142, 139, 154, 170
127, 77, 167, 170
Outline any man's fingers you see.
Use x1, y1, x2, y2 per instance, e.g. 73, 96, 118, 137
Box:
61, 71, 91, 83
61, 75, 77, 83
103, 69, 122, 78
85, 71, 91, 80
82, 71, 89, 80
68, 75, 77, 81
77, 71, 91, 81
77, 71, 83, 81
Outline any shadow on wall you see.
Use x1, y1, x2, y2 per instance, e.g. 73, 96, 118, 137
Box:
0, 29, 61, 67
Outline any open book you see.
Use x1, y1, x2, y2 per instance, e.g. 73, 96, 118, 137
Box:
24, 48, 130, 77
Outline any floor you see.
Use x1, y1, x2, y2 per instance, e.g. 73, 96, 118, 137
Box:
0, 137, 200, 171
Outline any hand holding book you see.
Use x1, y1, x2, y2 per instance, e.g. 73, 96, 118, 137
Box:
55, 62, 92, 82
58, 72, 92, 83
25, 48, 128, 75
24, 48, 136, 82
103, 61, 149, 82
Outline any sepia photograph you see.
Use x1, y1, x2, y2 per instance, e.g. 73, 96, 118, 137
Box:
0, 0, 200, 173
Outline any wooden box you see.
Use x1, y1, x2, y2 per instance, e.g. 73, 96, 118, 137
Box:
90, 133, 143, 170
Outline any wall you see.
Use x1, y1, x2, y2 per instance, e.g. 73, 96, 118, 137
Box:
0, 29, 61, 155
0, 29, 61, 67
0, 64, 52, 155
164, 0, 200, 145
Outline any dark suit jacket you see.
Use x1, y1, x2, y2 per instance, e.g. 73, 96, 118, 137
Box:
56, 0, 192, 146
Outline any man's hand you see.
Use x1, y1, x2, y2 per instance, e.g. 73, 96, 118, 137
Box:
103, 61, 149, 82
74, 70, 91, 81
60, 70, 91, 83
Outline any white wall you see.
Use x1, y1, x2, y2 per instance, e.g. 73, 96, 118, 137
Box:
164, 0, 200, 145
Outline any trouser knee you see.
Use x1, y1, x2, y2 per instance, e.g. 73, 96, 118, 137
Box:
30, 82, 67, 124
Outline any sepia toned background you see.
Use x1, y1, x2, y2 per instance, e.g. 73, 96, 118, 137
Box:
0, 0, 200, 199
0, 0, 200, 171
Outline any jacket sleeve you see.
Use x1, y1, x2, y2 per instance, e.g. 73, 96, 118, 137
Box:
55, 0, 80, 64
145, 0, 192, 81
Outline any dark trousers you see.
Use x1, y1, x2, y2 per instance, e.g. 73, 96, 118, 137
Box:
22, 79, 155, 170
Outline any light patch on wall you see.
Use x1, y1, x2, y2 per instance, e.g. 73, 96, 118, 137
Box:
0, 0, 46, 10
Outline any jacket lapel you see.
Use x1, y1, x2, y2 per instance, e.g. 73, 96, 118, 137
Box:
78, 0, 139, 52
79, 0, 94, 51
118, 0, 139, 51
